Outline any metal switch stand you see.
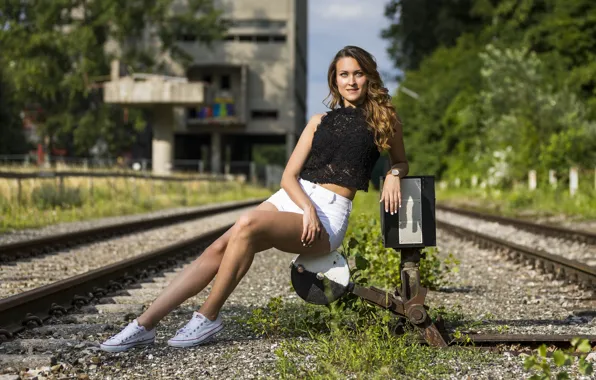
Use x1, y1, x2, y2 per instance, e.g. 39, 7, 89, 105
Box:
347, 248, 447, 347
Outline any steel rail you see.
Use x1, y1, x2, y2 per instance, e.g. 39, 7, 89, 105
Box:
462, 334, 596, 346
437, 219, 596, 288
437, 204, 596, 245
0, 224, 231, 340
411, 334, 596, 347
0, 198, 264, 262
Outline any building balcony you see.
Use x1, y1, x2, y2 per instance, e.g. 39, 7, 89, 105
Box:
185, 64, 248, 125
186, 92, 243, 125
104, 73, 209, 107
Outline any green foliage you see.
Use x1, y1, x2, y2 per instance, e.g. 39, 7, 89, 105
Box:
490, 0, 596, 113
274, 321, 483, 379
0, 0, 227, 155
393, 33, 485, 177
242, 296, 330, 338
252, 145, 287, 167
244, 296, 492, 378
383, 0, 596, 187
343, 190, 459, 290
472, 44, 596, 182
523, 338, 593, 379
31, 183, 83, 210
0, 68, 29, 154
0, 177, 270, 231
382, 0, 493, 71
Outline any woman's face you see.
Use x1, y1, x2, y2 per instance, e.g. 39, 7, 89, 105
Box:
335, 57, 368, 107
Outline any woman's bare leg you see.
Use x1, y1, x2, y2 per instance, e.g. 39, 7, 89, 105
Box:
136, 202, 278, 330
198, 209, 331, 321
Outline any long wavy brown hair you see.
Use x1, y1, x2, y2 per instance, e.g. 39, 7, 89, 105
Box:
324, 45, 398, 151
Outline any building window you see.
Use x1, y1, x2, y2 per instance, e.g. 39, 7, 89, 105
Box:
220, 75, 231, 90
226, 19, 286, 28
224, 34, 287, 43
179, 34, 196, 42
251, 110, 278, 119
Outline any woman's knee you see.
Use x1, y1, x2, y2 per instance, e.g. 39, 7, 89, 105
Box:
234, 212, 260, 237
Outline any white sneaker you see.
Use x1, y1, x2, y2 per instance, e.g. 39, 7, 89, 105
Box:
167, 312, 223, 348
100, 319, 155, 352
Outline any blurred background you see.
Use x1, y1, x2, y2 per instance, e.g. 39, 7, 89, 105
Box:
1, 0, 595, 192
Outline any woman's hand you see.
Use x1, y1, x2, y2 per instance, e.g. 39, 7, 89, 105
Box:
301, 205, 322, 247
380, 175, 402, 215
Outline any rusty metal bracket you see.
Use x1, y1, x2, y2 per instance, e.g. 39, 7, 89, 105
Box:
347, 248, 447, 347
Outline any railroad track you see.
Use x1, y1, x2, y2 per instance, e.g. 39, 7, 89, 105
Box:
437, 204, 596, 245
3, 221, 595, 348
0, 224, 229, 340
432, 206, 596, 348
436, 205, 596, 289
1, 199, 595, 374
0, 198, 264, 263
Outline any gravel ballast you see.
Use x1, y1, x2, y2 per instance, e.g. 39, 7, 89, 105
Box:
1, 244, 295, 379
1, 205, 595, 379
438, 209, 596, 267
0, 207, 252, 299
0, 199, 264, 246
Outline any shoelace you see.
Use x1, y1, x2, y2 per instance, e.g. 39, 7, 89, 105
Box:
123, 330, 142, 342
176, 319, 205, 336
110, 325, 141, 342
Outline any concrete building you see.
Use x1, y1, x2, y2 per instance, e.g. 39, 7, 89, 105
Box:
107, 0, 308, 175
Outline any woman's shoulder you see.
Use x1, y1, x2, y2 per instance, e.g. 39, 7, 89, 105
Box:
308, 113, 326, 124
308, 107, 364, 129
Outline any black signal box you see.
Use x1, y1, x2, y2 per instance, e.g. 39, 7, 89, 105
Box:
380, 176, 436, 249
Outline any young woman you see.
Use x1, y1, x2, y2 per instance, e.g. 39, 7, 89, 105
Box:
100, 45, 408, 352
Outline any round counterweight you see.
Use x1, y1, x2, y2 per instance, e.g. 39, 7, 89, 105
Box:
290, 250, 351, 305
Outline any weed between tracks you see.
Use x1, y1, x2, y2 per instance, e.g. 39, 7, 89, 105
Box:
0, 177, 272, 231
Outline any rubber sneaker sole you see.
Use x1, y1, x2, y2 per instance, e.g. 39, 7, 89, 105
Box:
100, 337, 155, 353
167, 323, 224, 348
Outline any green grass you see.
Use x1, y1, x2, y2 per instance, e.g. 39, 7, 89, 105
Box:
0, 177, 272, 232
437, 186, 596, 220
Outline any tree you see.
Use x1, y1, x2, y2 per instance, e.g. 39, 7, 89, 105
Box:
0, 68, 29, 154
381, 0, 496, 72
393, 34, 485, 177
474, 44, 596, 180
0, 0, 227, 156
384, 0, 596, 184
490, 0, 596, 115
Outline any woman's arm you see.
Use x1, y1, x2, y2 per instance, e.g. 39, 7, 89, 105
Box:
280, 113, 325, 246
280, 113, 325, 210
380, 119, 408, 214
385, 119, 409, 178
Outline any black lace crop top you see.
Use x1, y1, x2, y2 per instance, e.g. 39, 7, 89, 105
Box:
300, 106, 380, 191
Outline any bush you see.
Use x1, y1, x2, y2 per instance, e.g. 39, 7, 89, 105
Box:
31, 183, 83, 209
342, 214, 459, 291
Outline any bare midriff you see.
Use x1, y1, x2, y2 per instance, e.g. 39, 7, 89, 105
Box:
318, 183, 357, 201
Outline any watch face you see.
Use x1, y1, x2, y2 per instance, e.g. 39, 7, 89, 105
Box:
391, 169, 400, 176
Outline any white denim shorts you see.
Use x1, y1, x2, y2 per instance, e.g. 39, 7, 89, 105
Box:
265, 178, 353, 251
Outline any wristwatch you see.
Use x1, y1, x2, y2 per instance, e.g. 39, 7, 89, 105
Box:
390, 168, 400, 177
